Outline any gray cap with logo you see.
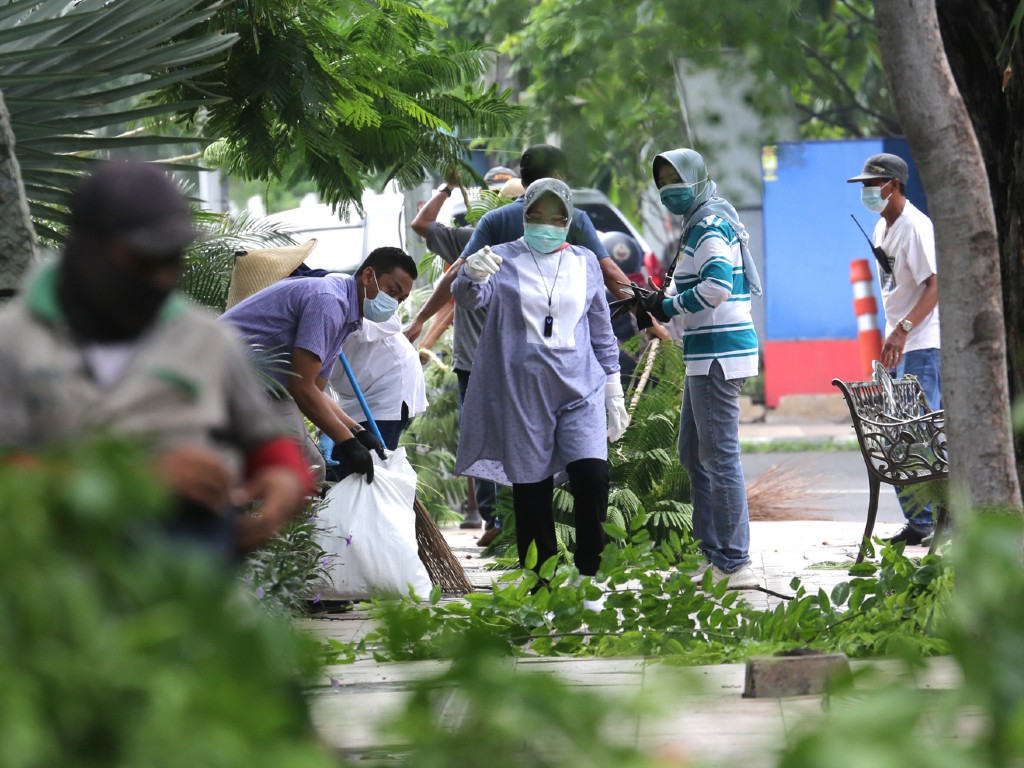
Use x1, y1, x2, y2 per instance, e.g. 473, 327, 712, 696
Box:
847, 153, 909, 185
483, 165, 518, 188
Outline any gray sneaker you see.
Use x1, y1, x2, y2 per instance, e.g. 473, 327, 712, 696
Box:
709, 564, 759, 589
685, 560, 712, 582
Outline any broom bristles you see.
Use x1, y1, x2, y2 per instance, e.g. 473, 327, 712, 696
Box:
414, 496, 474, 594
746, 462, 827, 521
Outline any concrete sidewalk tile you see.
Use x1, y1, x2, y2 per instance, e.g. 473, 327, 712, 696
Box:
518, 657, 645, 689
318, 658, 452, 689
517, 656, 645, 674
638, 697, 786, 737
309, 689, 407, 751
849, 657, 963, 691
296, 613, 373, 645
779, 695, 827, 738
641, 663, 745, 699
637, 700, 787, 768
638, 736, 781, 768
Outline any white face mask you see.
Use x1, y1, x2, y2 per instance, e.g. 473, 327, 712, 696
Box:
861, 183, 891, 213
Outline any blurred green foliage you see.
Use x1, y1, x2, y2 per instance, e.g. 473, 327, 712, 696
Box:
780, 512, 1024, 768
0, 438, 337, 768
379, 626, 663, 768
241, 499, 333, 616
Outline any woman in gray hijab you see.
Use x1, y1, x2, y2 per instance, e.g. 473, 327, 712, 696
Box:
451, 178, 629, 582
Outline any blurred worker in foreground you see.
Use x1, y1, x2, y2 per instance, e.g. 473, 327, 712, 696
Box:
0, 160, 313, 556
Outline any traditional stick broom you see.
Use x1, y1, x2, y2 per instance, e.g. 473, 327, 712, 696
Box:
337, 351, 474, 595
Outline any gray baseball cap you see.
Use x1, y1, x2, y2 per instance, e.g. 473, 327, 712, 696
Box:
70, 160, 199, 258
847, 153, 909, 185
483, 165, 518, 187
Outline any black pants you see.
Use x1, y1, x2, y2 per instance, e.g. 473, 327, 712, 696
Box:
512, 458, 609, 576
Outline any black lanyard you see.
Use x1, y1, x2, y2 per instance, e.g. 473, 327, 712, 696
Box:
528, 246, 564, 338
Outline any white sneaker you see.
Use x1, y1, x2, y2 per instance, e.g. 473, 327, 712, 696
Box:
710, 564, 759, 589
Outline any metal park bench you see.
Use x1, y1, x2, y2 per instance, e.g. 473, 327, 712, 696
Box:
832, 361, 949, 564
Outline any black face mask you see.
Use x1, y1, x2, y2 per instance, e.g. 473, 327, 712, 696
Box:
57, 235, 174, 342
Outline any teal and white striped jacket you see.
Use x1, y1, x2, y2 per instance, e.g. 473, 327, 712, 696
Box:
667, 214, 759, 380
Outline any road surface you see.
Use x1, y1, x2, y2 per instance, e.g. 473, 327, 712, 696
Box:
741, 449, 904, 525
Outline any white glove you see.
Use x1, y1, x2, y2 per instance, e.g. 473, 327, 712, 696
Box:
464, 245, 503, 284
605, 373, 630, 442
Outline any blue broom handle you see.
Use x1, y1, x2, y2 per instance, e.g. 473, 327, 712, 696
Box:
338, 351, 385, 445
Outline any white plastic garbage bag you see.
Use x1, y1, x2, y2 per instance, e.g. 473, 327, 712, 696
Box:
315, 447, 431, 600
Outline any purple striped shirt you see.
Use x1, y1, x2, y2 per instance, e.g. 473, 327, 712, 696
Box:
220, 275, 362, 387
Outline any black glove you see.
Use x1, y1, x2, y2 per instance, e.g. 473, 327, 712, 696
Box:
639, 291, 672, 324
354, 428, 386, 459
609, 296, 638, 320
331, 437, 374, 484
635, 308, 653, 330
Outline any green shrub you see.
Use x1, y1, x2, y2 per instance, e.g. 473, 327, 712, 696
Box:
241, 498, 332, 616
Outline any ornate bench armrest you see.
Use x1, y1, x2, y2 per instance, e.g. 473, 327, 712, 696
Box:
856, 411, 948, 484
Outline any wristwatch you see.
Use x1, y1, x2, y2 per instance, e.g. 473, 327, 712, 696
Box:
898, 318, 913, 333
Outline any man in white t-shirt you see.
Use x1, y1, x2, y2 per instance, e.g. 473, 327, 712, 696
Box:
848, 152, 941, 546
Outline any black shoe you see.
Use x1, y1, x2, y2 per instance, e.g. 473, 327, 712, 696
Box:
885, 524, 934, 546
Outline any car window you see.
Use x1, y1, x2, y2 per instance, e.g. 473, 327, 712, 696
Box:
575, 203, 631, 237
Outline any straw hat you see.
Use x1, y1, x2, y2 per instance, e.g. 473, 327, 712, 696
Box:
499, 178, 525, 199
225, 238, 318, 309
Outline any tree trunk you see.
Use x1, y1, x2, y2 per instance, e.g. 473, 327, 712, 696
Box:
936, 0, 1024, 496
874, 0, 1023, 510
0, 91, 37, 301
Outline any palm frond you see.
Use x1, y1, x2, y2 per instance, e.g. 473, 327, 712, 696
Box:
1, 0, 237, 251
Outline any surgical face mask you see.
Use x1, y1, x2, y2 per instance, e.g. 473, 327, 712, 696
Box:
861, 184, 890, 213
523, 223, 569, 254
363, 270, 399, 322
659, 183, 697, 215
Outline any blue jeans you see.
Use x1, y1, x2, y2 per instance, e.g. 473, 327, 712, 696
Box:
894, 347, 942, 528
678, 360, 751, 572
896, 348, 941, 411
456, 369, 499, 528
